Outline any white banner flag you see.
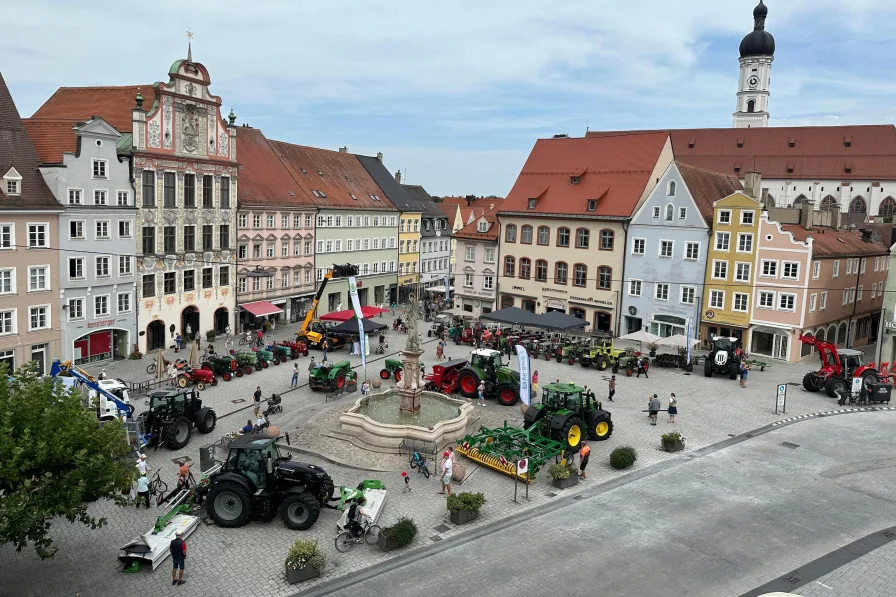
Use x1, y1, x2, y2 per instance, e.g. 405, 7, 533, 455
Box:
348, 277, 366, 376
686, 317, 693, 366
444, 277, 451, 303
516, 344, 531, 406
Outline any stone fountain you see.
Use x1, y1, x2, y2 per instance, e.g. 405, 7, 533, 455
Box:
337, 293, 474, 452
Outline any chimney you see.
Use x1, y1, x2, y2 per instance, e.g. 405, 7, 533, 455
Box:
394, 170, 402, 184
799, 200, 815, 230
338, 146, 348, 153
743, 171, 762, 200
465, 194, 475, 207
831, 209, 842, 230
376, 152, 383, 162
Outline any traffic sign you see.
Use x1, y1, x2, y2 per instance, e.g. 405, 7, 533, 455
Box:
517, 459, 529, 476
775, 383, 787, 414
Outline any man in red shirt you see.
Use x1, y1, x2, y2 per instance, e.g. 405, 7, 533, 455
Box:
169, 529, 187, 585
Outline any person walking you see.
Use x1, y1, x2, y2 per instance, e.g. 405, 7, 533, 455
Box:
136, 453, 149, 475
607, 374, 616, 401
167, 362, 178, 387
271, 319, 276, 332
740, 362, 750, 389
439, 451, 454, 496
532, 371, 539, 395
253, 386, 262, 417
185, 323, 192, 342
291, 363, 299, 388
175, 333, 182, 352
668, 394, 678, 423
321, 338, 330, 362
637, 357, 649, 378
648, 394, 661, 426
169, 529, 187, 586
135, 473, 151, 508
477, 380, 486, 406
578, 442, 591, 479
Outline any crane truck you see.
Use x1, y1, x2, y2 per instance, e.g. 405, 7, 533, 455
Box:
296, 264, 359, 349
50, 359, 134, 421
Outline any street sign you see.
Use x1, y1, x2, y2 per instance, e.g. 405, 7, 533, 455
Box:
851, 376, 863, 396
517, 459, 529, 476
775, 383, 787, 414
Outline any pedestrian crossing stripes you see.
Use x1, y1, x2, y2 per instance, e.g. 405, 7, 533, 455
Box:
771, 406, 896, 427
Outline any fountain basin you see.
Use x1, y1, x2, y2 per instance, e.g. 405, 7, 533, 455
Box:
339, 389, 474, 453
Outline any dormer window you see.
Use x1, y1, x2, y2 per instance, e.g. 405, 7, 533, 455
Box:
586, 200, 597, 212
527, 198, 537, 209
571, 176, 580, 185
477, 221, 488, 233
3, 167, 22, 195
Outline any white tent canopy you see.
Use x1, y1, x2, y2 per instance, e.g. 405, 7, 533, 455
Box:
657, 334, 700, 348
618, 330, 661, 344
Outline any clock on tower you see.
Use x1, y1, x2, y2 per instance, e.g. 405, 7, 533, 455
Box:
733, 1, 775, 128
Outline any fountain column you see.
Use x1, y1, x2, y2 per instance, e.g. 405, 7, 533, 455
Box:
398, 294, 423, 413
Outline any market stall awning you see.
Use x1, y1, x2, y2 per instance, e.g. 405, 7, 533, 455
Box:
480, 307, 542, 327
428, 287, 455, 293
538, 310, 589, 331
241, 301, 283, 318
327, 318, 388, 335
319, 306, 389, 321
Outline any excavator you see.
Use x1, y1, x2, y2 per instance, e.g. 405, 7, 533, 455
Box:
296, 264, 359, 348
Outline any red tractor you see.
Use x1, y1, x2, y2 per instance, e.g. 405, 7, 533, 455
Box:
423, 359, 468, 394
798, 335, 879, 398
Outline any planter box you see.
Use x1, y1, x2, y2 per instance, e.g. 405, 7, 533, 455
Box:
663, 439, 685, 453
377, 532, 402, 552
450, 509, 479, 525
553, 475, 578, 489
285, 565, 320, 584
206, 332, 216, 342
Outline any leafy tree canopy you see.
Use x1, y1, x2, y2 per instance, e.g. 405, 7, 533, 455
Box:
0, 367, 132, 558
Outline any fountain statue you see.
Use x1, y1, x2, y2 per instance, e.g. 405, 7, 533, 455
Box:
397, 293, 424, 413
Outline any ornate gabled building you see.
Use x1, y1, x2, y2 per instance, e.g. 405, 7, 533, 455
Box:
31, 47, 239, 352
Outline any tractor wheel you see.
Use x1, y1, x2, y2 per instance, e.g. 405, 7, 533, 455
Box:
211, 376, 218, 386
704, 359, 713, 378
589, 415, 614, 441
495, 384, 519, 406
457, 369, 482, 398
596, 358, 608, 371
379, 369, 391, 380
580, 358, 591, 368
196, 382, 206, 391
568, 357, 576, 365
626, 368, 633, 377
861, 371, 879, 394
544, 353, 551, 361
320, 473, 335, 503
454, 338, 461, 345
254, 363, 263, 371
244, 366, 253, 375
261, 361, 269, 369
556, 354, 562, 363
223, 373, 232, 382
332, 371, 347, 390
163, 415, 192, 450
207, 481, 252, 528
196, 408, 217, 434
825, 377, 847, 398
176, 375, 188, 388
612, 363, 620, 374
395, 370, 402, 383
555, 416, 584, 454
280, 491, 321, 531
802, 372, 823, 392
303, 349, 309, 357
428, 330, 432, 337
728, 362, 739, 380
272, 358, 280, 366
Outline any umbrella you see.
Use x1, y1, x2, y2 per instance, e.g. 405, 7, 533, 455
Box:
188, 341, 200, 369
657, 334, 700, 348
319, 306, 390, 322
618, 330, 661, 344
154, 350, 166, 382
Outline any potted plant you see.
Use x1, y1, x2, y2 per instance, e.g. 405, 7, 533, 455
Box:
609, 446, 638, 470
447, 492, 485, 525
284, 539, 326, 584
647, 342, 659, 358
661, 431, 686, 453
205, 329, 216, 342
377, 515, 418, 552
549, 462, 578, 489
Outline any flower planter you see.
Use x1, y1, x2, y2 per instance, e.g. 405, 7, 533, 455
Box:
285, 565, 320, 584
206, 331, 216, 342
552, 475, 578, 489
663, 439, 685, 453
450, 509, 479, 525
377, 533, 402, 552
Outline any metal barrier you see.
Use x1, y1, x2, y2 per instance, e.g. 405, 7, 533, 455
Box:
398, 437, 438, 466
127, 378, 171, 397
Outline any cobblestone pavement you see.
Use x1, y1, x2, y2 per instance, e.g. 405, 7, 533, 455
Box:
794, 542, 896, 597
1, 325, 885, 597
306, 411, 896, 597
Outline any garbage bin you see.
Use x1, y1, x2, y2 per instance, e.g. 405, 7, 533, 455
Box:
865, 382, 892, 404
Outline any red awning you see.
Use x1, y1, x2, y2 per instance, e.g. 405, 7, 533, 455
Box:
319, 306, 390, 321
241, 301, 283, 318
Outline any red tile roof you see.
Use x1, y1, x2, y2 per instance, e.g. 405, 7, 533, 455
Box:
31, 85, 146, 133
22, 118, 80, 164
455, 205, 501, 241
781, 225, 889, 258
236, 127, 316, 208
501, 132, 670, 218
675, 161, 743, 223
588, 125, 896, 181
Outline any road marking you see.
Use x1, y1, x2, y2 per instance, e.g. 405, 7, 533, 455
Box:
815, 581, 833, 590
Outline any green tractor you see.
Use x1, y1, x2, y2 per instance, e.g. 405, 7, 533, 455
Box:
579, 338, 626, 372
456, 349, 521, 406
308, 360, 355, 392
523, 381, 613, 453
379, 358, 424, 382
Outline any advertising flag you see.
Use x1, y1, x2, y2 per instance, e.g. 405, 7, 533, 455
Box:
516, 344, 531, 406
348, 276, 366, 376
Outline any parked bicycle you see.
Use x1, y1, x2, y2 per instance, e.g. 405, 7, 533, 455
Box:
409, 450, 430, 478
335, 517, 381, 553
149, 471, 168, 505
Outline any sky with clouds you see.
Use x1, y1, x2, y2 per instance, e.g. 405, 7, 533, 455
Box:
4, 0, 896, 196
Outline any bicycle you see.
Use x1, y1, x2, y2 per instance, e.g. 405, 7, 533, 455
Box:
149, 471, 168, 505
409, 450, 430, 478
335, 517, 381, 553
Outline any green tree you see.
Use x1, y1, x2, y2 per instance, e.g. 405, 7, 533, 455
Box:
0, 367, 132, 558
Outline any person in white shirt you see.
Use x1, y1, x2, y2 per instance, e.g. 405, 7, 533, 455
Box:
439, 451, 453, 496
136, 454, 149, 475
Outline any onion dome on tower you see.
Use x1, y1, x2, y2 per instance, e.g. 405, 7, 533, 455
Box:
739, 0, 775, 57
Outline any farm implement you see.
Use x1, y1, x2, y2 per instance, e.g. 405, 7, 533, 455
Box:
456, 422, 565, 484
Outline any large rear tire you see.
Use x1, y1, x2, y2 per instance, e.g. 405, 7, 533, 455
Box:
207, 481, 252, 528
825, 377, 847, 398
197, 408, 217, 434
163, 415, 192, 450
596, 358, 608, 371
704, 359, 713, 378
495, 384, 519, 406
457, 369, 482, 398
589, 415, 613, 441
379, 369, 391, 379
555, 416, 584, 454
332, 371, 347, 390
280, 491, 321, 530
802, 372, 823, 392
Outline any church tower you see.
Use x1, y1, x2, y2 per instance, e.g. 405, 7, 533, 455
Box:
733, 1, 775, 128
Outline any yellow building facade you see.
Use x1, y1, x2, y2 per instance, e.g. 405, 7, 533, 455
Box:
398, 212, 421, 301
701, 192, 762, 343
